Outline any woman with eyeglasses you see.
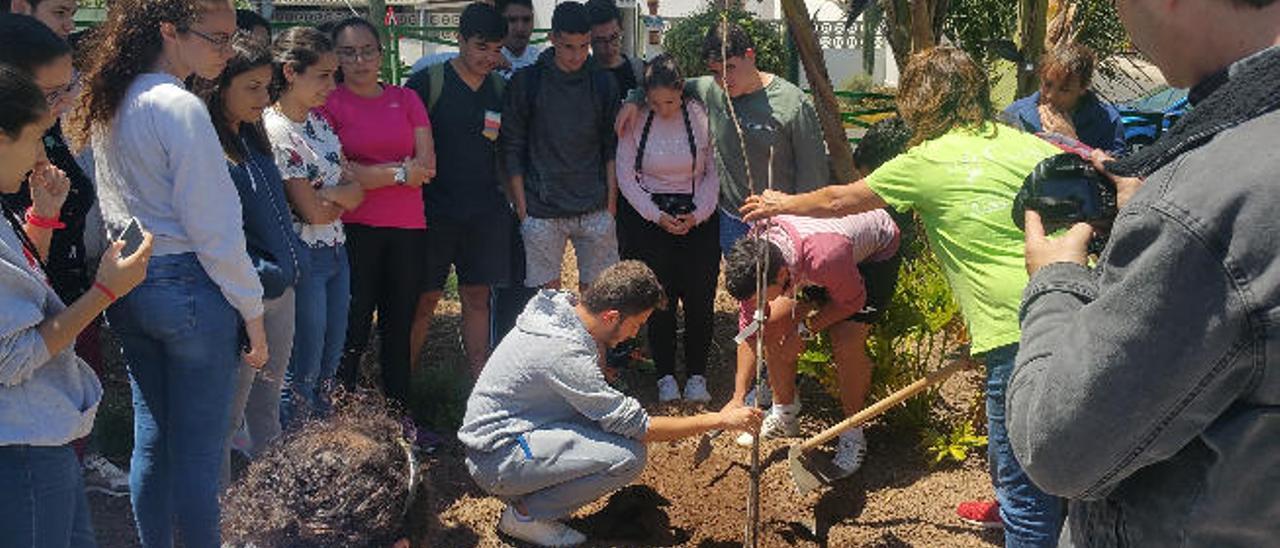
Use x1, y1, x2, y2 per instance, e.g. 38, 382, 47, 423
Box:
322, 17, 436, 428
0, 62, 153, 548
72, 0, 269, 544
0, 12, 137, 500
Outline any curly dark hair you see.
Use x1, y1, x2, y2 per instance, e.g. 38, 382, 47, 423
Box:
896, 46, 996, 146
221, 396, 424, 548
724, 237, 785, 301
581, 260, 666, 318
190, 33, 273, 165
853, 117, 913, 175
70, 0, 231, 146
702, 22, 754, 63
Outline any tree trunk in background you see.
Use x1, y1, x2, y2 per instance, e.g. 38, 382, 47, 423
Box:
780, 0, 857, 184
862, 2, 881, 76
1017, 0, 1049, 97
880, 0, 950, 72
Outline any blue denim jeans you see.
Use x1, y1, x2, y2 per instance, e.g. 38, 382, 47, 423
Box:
718, 208, 750, 256
282, 244, 350, 427
0, 445, 97, 548
985, 344, 1064, 547
107, 253, 240, 548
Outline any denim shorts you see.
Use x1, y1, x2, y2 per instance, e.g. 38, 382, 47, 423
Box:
520, 210, 619, 287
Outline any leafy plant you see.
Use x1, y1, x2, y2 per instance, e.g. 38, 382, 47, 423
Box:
408, 365, 474, 433
925, 421, 988, 465
661, 4, 787, 78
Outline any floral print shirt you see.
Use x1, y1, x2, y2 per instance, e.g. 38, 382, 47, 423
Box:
263, 107, 346, 247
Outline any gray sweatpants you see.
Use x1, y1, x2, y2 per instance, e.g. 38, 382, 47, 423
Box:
466, 421, 647, 520
220, 289, 296, 487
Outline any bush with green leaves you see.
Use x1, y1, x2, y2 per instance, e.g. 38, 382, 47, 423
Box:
660, 4, 786, 78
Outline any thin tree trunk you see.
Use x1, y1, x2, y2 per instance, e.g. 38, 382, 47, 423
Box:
862, 2, 881, 76
1017, 0, 1049, 97
780, 0, 857, 183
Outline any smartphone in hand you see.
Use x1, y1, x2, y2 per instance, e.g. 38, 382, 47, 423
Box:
118, 217, 145, 258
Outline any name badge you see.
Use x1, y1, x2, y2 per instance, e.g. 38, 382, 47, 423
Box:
483, 110, 501, 141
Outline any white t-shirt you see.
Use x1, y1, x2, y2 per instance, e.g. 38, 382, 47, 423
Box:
498, 45, 541, 80
263, 107, 346, 247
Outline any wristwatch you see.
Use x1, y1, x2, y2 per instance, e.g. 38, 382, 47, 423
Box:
394, 164, 408, 185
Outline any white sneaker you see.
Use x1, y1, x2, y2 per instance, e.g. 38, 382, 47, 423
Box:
760, 407, 801, 439
656, 375, 680, 403
498, 505, 586, 547
683, 375, 711, 403
831, 427, 867, 478
82, 454, 130, 497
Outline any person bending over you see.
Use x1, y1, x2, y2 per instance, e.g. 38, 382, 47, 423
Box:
458, 261, 762, 547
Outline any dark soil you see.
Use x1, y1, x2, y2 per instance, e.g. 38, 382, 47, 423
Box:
88, 255, 1002, 547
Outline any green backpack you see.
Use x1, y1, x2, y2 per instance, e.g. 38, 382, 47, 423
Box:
422, 60, 507, 113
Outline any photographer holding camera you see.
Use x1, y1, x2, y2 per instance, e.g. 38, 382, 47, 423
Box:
1013, 1, 1280, 544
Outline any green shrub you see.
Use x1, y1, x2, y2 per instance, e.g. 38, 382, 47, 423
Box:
661, 4, 786, 78
408, 365, 474, 433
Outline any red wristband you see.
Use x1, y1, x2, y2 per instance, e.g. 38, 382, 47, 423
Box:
92, 281, 117, 302
25, 207, 65, 230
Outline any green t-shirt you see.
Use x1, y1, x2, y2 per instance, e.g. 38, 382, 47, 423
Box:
866, 123, 1061, 353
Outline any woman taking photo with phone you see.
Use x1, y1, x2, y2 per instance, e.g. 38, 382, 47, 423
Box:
0, 63, 152, 548
193, 34, 307, 484
73, 0, 268, 545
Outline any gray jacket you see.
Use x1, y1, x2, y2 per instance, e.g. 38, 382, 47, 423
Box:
457, 291, 649, 454
1010, 46, 1280, 546
502, 49, 620, 219
0, 223, 102, 447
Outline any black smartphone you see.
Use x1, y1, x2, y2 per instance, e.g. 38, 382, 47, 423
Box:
118, 217, 144, 258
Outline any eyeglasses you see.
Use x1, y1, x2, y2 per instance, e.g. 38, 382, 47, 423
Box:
337, 46, 382, 62
505, 15, 533, 24
188, 28, 233, 52
591, 33, 622, 47
42, 81, 75, 107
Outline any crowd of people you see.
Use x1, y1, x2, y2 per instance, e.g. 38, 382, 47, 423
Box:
1, 0, 1277, 546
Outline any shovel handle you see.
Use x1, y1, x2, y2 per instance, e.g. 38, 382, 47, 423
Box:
799, 358, 970, 452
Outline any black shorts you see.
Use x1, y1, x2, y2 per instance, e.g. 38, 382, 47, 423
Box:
420, 212, 513, 292
847, 252, 902, 324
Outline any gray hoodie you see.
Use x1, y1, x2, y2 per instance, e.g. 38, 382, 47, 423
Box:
0, 223, 102, 447
458, 291, 649, 453
502, 49, 620, 219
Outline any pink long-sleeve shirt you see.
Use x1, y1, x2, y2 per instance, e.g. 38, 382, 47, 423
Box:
615, 99, 719, 224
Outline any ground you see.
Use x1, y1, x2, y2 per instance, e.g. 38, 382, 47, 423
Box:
89, 253, 1003, 547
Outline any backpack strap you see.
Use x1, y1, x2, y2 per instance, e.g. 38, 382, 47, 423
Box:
427, 61, 446, 112
634, 100, 699, 194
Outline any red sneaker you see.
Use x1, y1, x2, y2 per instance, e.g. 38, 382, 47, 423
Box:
956, 500, 1004, 529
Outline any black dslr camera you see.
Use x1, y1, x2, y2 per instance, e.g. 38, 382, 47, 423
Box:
651, 193, 697, 216
1012, 153, 1118, 253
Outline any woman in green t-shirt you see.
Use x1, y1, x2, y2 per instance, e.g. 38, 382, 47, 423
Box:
739, 46, 1065, 546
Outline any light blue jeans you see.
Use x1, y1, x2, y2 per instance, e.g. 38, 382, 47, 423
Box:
108, 253, 241, 548
465, 421, 647, 520
986, 344, 1065, 547
0, 445, 97, 548
282, 244, 350, 427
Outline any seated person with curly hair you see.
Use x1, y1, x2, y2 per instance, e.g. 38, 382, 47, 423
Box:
221, 400, 424, 548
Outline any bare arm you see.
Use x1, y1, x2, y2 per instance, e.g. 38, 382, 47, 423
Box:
284, 177, 345, 225
508, 174, 528, 221
605, 160, 618, 215
641, 407, 762, 443
740, 179, 889, 222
